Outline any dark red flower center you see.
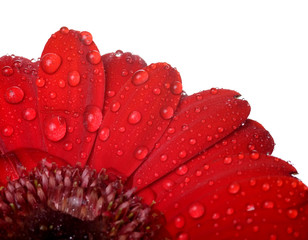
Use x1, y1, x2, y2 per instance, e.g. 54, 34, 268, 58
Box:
0, 160, 165, 240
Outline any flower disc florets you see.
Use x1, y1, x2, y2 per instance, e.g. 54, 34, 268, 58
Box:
0, 161, 164, 240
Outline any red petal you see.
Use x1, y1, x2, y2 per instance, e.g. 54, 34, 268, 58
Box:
130, 89, 250, 189
88, 63, 182, 178
37, 27, 105, 166
151, 153, 307, 239
0, 56, 43, 153
102, 50, 146, 111
0, 153, 19, 185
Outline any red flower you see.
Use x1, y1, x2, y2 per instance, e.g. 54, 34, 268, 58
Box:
0, 27, 307, 239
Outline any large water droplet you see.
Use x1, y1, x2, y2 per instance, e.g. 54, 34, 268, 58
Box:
176, 233, 189, 240
131, 69, 149, 86
5, 86, 24, 104
68, 71, 81, 87
87, 50, 101, 65
23, 108, 37, 121
188, 202, 205, 219
80, 31, 93, 46
134, 146, 149, 160
44, 116, 67, 142
41, 53, 62, 74
128, 110, 142, 125
160, 106, 174, 120
176, 165, 188, 175
110, 102, 121, 112
84, 105, 103, 132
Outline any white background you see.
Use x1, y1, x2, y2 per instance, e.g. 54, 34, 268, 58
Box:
0, 0, 307, 184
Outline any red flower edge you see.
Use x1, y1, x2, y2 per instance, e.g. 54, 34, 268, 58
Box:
0, 27, 307, 239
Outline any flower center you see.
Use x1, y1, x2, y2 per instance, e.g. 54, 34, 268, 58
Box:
0, 161, 165, 239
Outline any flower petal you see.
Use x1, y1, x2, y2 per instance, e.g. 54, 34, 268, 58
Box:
37, 27, 105, 166
102, 50, 147, 111
130, 89, 251, 189
0, 56, 43, 153
151, 153, 307, 239
88, 63, 182, 178
0, 153, 19, 185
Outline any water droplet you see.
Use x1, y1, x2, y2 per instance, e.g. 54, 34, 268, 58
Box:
121, 69, 128, 77
2, 126, 13, 137
110, 102, 121, 112
174, 215, 185, 228
226, 208, 234, 215
176, 233, 189, 240
250, 151, 260, 160
217, 127, 224, 133
262, 183, 270, 191
189, 138, 196, 145
36, 77, 46, 87
99, 127, 110, 141
115, 50, 123, 57
41, 53, 62, 74
134, 146, 149, 160
60, 26, 69, 34
23, 108, 37, 121
263, 201, 275, 209
87, 50, 101, 65
44, 116, 66, 142
153, 87, 161, 95
84, 105, 102, 132
131, 69, 149, 86
171, 81, 182, 95
163, 179, 174, 191
210, 88, 218, 95
5, 86, 24, 104
63, 142, 73, 151
117, 149, 124, 156
2, 66, 14, 76
224, 156, 232, 164
160, 106, 174, 120
287, 209, 298, 219
58, 79, 66, 88
178, 150, 187, 159
160, 154, 168, 162
228, 182, 241, 194
68, 71, 81, 87
49, 92, 57, 99
80, 31, 93, 45
176, 165, 188, 176
128, 110, 142, 124
188, 202, 205, 219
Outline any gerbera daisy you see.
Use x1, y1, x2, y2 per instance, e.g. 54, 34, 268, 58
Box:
0, 27, 307, 239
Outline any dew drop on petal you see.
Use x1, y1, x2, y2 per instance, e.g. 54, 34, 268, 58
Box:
178, 150, 187, 159
128, 110, 142, 125
160, 154, 168, 162
176, 165, 188, 176
224, 156, 232, 164
110, 102, 121, 112
1, 126, 13, 137
36, 77, 46, 87
287, 209, 298, 219
250, 151, 260, 160
99, 127, 110, 142
170, 81, 183, 95
4, 86, 24, 104
63, 142, 73, 151
87, 50, 101, 65
60, 26, 69, 34
174, 215, 185, 228
163, 179, 174, 191
23, 108, 37, 121
41, 53, 62, 74
131, 69, 149, 86
188, 202, 205, 219
44, 116, 66, 142
2, 66, 14, 76
134, 146, 149, 160
210, 88, 218, 95
80, 31, 93, 45
176, 233, 189, 240
68, 70, 81, 87
160, 106, 174, 120
83, 105, 103, 132
228, 182, 241, 194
